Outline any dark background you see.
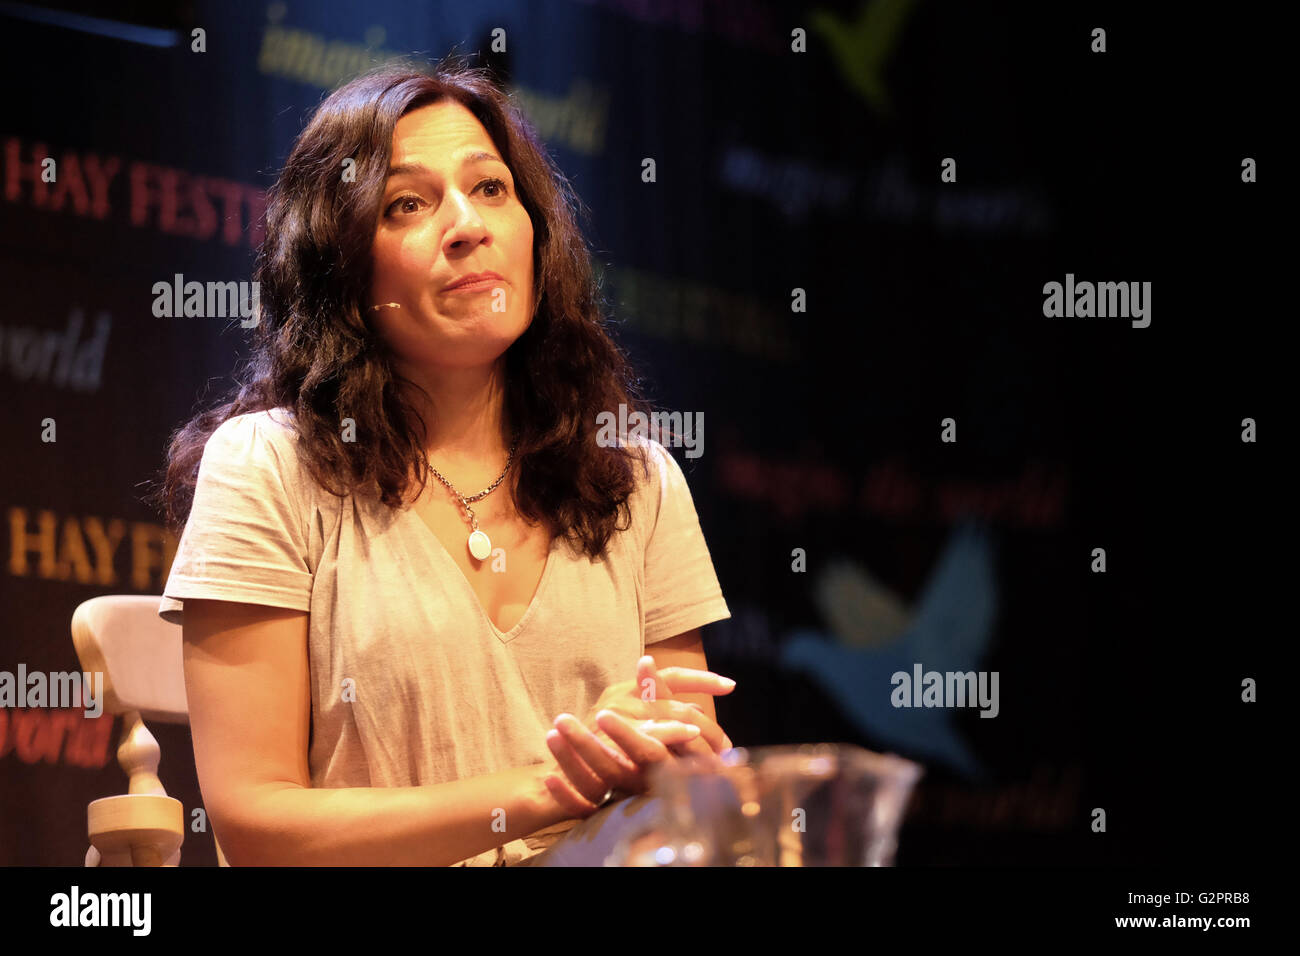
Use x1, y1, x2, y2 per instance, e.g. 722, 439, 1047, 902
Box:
0, 0, 1276, 867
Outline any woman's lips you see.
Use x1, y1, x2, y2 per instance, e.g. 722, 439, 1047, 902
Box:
441, 277, 505, 294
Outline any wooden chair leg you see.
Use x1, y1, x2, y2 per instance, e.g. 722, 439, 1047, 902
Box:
86, 710, 184, 866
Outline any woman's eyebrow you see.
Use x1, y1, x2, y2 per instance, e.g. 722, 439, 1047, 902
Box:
386, 151, 505, 180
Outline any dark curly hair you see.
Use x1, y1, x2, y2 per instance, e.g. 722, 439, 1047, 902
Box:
146, 56, 658, 558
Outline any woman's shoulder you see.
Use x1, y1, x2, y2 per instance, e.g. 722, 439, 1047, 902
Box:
202, 407, 309, 487
205, 407, 300, 453
211, 406, 296, 438
620, 434, 692, 524
625, 432, 688, 484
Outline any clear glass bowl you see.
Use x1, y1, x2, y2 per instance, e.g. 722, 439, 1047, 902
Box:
606, 743, 924, 866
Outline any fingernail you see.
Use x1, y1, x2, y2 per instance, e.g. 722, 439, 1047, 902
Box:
684, 725, 701, 736
723, 736, 734, 749
718, 677, 736, 688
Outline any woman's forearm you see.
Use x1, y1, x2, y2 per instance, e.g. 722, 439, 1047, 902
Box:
217, 762, 570, 866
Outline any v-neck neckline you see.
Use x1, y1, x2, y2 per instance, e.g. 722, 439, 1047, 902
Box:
403, 505, 558, 643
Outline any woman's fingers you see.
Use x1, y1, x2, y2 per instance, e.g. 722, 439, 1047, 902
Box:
552, 714, 641, 793
635, 655, 667, 703
538, 749, 602, 817
551, 712, 703, 804
666, 733, 723, 761
545, 728, 610, 805
631, 657, 734, 756
543, 771, 601, 818
636, 655, 737, 700
630, 719, 704, 752
682, 701, 733, 751
658, 698, 732, 754
595, 709, 699, 768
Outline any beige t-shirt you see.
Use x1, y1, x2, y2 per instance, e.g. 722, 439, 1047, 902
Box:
158, 409, 730, 866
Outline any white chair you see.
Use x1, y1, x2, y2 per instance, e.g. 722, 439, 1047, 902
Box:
71, 594, 228, 866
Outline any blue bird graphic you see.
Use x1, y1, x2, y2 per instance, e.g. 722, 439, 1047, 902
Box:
780, 521, 1000, 779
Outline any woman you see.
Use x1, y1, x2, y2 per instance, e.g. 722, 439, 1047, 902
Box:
149, 59, 736, 867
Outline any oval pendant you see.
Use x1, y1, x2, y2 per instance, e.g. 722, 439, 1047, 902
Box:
468, 529, 492, 560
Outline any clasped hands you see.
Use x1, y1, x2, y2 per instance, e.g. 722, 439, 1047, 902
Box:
542, 654, 737, 818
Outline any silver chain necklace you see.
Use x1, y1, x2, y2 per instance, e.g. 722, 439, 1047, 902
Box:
426, 434, 520, 561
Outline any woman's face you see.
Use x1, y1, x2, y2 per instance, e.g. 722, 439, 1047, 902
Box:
369, 100, 535, 372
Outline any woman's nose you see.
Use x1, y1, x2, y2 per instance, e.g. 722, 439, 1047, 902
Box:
442, 191, 488, 250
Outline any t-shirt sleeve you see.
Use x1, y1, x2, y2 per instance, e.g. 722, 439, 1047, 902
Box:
641, 440, 731, 645
157, 413, 313, 627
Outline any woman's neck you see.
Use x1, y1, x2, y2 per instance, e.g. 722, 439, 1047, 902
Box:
401, 360, 512, 462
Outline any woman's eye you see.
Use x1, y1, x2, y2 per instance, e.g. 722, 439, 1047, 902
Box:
385, 195, 423, 216
384, 178, 509, 218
